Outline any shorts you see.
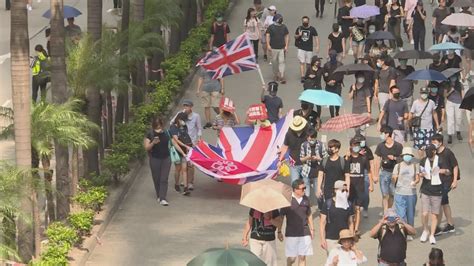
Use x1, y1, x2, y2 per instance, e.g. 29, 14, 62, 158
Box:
260, 31, 267, 44
285, 236, 313, 257
297, 49, 313, 64
349, 177, 365, 206
379, 169, 395, 197
421, 193, 442, 215
441, 182, 451, 205
174, 154, 187, 165
200, 91, 221, 108
352, 40, 365, 46
341, 28, 350, 39
413, 128, 435, 150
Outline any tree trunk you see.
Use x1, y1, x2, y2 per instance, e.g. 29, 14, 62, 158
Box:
71, 147, 79, 197
84, 0, 103, 178
180, 0, 191, 41
41, 156, 55, 224
106, 90, 114, 146
196, 0, 203, 24
31, 191, 40, 259
115, 0, 130, 125
10, 0, 33, 261
50, 0, 70, 221
131, 0, 145, 105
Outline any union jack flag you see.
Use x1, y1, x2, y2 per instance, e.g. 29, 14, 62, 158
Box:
197, 33, 258, 79
187, 112, 294, 184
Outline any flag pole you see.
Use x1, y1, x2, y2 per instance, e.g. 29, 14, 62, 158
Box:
257, 64, 265, 85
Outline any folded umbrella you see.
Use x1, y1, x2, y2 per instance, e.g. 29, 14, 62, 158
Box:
333, 63, 375, 75
452, 0, 474, 7
367, 31, 395, 40
350, 4, 380, 19
320, 114, 372, 132
240, 179, 292, 213
460, 87, 474, 111
429, 42, 465, 51
442, 68, 462, 78
298, 90, 343, 107
404, 69, 447, 81
442, 13, 474, 27
393, 50, 433, 59
42, 5, 82, 19
188, 247, 266, 266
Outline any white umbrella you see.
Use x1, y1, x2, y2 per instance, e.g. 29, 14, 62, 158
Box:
441, 13, 474, 27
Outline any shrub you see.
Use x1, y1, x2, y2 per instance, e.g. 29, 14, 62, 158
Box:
73, 186, 108, 212
45, 222, 79, 249
102, 153, 130, 178
32, 244, 70, 266
68, 210, 95, 236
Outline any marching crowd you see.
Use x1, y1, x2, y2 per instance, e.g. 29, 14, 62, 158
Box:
142, 0, 474, 265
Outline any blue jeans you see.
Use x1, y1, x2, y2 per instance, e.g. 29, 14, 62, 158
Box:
361, 171, 370, 210
394, 194, 417, 226
290, 165, 310, 197
379, 169, 395, 197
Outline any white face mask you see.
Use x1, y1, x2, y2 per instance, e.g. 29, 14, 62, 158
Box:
356, 77, 365, 84
420, 93, 428, 100
179, 120, 186, 126
336, 190, 348, 199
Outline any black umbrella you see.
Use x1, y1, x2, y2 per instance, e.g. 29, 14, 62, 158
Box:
334, 63, 375, 75
393, 50, 433, 59
460, 87, 474, 111
367, 31, 395, 40
452, 0, 474, 7
441, 68, 462, 78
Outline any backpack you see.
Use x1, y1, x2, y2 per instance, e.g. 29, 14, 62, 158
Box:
377, 223, 406, 260
213, 22, 228, 40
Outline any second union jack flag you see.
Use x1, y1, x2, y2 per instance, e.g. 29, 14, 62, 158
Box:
198, 33, 258, 79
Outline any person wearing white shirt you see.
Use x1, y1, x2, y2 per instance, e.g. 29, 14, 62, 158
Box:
325, 229, 367, 266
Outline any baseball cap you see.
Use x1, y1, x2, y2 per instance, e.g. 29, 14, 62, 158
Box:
273, 13, 283, 22
334, 180, 347, 190
182, 99, 194, 106
350, 137, 361, 145
420, 87, 429, 94
268, 5, 276, 11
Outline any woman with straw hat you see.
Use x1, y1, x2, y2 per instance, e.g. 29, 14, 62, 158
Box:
325, 229, 367, 266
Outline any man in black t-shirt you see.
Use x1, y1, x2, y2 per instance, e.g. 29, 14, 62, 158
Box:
337, 0, 353, 50
209, 12, 230, 49
319, 180, 354, 254
278, 116, 308, 183
293, 101, 320, 130
317, 139, 345, 201
345, 137, 372, 234
266, 14, 290, 83
295, 16, 320, 83
261, 81, 283, 123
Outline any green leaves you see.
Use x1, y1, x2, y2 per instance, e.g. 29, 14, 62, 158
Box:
73, 186, 108, 212
45, 222, 79, 249
68, 211, 94, 236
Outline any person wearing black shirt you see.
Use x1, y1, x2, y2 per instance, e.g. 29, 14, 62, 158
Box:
293, 101, 320, 130
144, 116, 172, 206
441, 50, 462, 69
323, 50, 344, 118
317, 139, 345, 201
295, 16, 320, 83
314, 0, 325, 18
387, 0, 404, 49
209, 13, 230, 49
345, 137, 372, 234
319, 180, 354, 254
427, 86, 445, 131
412, 1, 426, 51
353, 135, 375, 218
242, 209, 282, 266
169, 112, 193, 196
303, 57, 324, 114
396, 59, 416, 109
429, 54, 447, 89
431, 134, 459, 236
337, 0, 353, 52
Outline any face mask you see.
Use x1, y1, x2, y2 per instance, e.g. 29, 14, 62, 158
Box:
376, 41, 383, 45
392, 92, 400, 99
376, 62, 382, 68
308, 139, 316, 145
336, 190, 348, 201
301, 103, 309, 110
302, 22, 309, 27
380, 133, 387, 141
356, 77, 365, 84
360, 141, 366, 148
431, 87, 438, 94
179, 120, 186, 126
330, 55, 337, 64
433, 143, 441, 149
352, 146, 361, 153
403, 155, 413, 163
277, 18, 283, 24
420, 93, 428, 100
399, 60, 407, 66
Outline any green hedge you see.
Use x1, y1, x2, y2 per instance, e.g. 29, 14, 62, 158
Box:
103, 0, 229, 177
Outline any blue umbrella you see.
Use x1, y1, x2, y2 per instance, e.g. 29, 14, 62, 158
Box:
429, 42, 464, 51
42, 5, 82, 19
404, 69, 447, 82
299, 90, 343, 106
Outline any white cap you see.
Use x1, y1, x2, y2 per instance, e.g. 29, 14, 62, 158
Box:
268, 5, 276, 11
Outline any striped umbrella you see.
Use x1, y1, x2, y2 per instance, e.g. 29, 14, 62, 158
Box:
320, 114, 372, 132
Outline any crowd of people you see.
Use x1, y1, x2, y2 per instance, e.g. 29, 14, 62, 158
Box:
141, 0, 474, 265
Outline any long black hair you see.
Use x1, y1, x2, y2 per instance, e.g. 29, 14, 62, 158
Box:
245, 7, 256, 24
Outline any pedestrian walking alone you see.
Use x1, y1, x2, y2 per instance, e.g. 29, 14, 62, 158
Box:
295, 16, 320, 83
244, 7, 261, 61
323, 50, 344, 118
411, 1, 426, 51
266, 13, 289, 84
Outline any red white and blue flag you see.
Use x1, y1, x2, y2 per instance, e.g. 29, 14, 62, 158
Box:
197, 33, 258, 79
187, 112, 293, 185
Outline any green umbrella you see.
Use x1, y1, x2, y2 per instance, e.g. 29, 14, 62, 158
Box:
187, 247, 266, 266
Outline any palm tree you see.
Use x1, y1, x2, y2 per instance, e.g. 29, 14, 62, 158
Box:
84, 0, 103, 178
115, 0, 131, 125
10, 0, 33, 261
49, 0, 71, 222
131, 0, 145, 105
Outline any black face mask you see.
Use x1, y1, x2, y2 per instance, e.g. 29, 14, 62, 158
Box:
301, 103, 310, 110
303, 22, 309, 27
393, 93, 400, 99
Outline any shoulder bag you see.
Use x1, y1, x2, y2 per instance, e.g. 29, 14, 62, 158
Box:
166, 130, 182, 164
411, 101, 429, 128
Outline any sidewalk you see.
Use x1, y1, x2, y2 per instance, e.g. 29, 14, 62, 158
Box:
81, 0, 473, 265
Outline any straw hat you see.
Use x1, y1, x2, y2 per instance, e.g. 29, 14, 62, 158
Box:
401, 147, 414, 156
338, 229, 355, 244
289, 116, 307, 131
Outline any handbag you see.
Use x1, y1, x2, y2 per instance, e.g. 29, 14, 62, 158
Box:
411, 101, 429, 128
166, 130, 181, 164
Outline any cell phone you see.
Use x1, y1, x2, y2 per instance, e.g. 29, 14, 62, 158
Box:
387, 216, 397, 223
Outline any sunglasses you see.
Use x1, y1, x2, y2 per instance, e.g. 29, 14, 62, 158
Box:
297, 186, 307, 191
341, 189, 348, 193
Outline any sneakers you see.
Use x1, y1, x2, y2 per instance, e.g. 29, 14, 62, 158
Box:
434, 226, 443, 236
457, 132, 463, 141
448, 135, 453, 144
407, 235, 414, 241
159, 199, 169, 206
362, 209, 368, 218
263, 54, 268, 61
188, 183, 194, 191
204, 122, 212, 129
26, 4, 32, 11
441, 224, 455, 234
399, 47, 404, 51
420, 230, 429, 242
300, 77, 305, 83
347, 49, 354, 55
429, 235, 436, 245
174, 184, 180, 192
410, 40, 414, 45
182, 187, 190, 196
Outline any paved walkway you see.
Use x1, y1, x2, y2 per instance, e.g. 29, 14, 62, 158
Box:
83, 0, 473, 265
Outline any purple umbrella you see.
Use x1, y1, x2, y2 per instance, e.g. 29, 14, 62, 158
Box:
350, 4, 380, 19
